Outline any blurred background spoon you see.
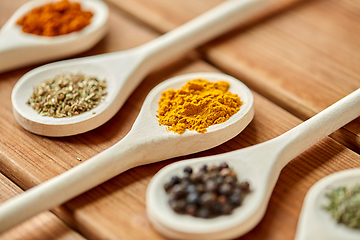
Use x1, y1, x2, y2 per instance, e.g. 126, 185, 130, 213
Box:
0, 0, 109, 73
295, 168, 360, 240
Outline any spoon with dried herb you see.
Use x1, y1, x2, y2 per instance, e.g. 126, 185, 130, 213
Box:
12, 0, 274, 137
27, 73, 107, 118
295, 168, 360, 240
0, 72, 255, 233
146, 88, 360, 240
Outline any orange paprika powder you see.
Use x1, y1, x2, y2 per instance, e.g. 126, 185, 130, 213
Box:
16, 0, 93, 36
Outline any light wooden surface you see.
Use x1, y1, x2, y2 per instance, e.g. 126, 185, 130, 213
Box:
0, 173, 84, 240
0, 0, 360, 239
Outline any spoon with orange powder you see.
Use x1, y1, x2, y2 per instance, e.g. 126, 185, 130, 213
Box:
0, 0, 109, 73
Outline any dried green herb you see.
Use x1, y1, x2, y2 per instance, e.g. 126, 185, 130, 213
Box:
27, 73, 107, 118
324, 184, 360, 229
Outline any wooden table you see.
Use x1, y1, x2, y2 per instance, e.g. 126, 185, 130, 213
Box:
0, 0, 359, 239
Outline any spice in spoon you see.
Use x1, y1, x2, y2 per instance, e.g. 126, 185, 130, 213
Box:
164, 162, 251, 218
324, 184, 360, 229
27, 73, 107, 118
157, 79, 242, 134
16, 0, 93, 36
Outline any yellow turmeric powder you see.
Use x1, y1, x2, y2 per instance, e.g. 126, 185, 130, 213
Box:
157, 79, 242, 134
16, 0, 93, 36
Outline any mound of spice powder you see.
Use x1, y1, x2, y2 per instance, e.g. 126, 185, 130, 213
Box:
27, 73, 107, 118
16, 0, 93, 36
164, 163, 250, 218
324, 184, 360, 229
157, 79, 242, 134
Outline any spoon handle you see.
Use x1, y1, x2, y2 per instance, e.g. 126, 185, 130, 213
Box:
276, 88, 360, 168
0, 133, 151, 233
138, 0, 277, 69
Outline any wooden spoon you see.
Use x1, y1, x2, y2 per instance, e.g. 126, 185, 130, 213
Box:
11, 0, 272, 137
146, 89, 360, 240
0, 72, 254, 233
0, 0, 109, 73
295, 168, 360, 240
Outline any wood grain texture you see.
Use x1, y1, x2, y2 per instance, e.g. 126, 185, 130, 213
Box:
0, 172, 84, 240
1, 0, 360, 240
107, 0, 300, 33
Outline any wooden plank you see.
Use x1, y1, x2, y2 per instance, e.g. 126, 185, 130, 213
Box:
105, 0, 225, 33
1, 1, 360, 240
106, 0, 301, 33
0, 172, 85, 240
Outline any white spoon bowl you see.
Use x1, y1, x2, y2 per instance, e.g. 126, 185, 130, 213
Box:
11, 0, 274, 137
295, 168, 360, 240
0, 0, 109, 73
146, 88, 360, 240
0, 72, 254, 233
12, 55, 120, 136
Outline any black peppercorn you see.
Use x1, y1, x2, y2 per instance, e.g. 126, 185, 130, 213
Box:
171, 175, 181, 185
201, 173, 211, 182
195, 183, 205, 193
169, 199, 186, 213
215, 176, 224, 185
185, 204, 197, 216
164, 182, 173, 193
199, 164, 208, 172
199, 192, 216, 207
219, 162, 229, 170
229, 193, 242, 206
186, 192, 200, 205
190, 172, 203, 182
185, 184, 196, 193
219, 168, 231, 177
205, 180, 218, 192
209, 165, 220, 172
221, 203, 233, 214
183, 166, 193, 175
171, 184, 186, 199
211, 202, 222, 214
224, 176, 236, 185
217, 195, 227, 204
240, 181, 250, 192
219, 183, 233, 196
197, 207, 210, 218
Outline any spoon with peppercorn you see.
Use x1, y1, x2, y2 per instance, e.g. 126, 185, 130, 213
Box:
295, 168, 360, 240
0, 72, 254, 233
146, 88, 360, 239
0, 0, 109, 73
11, 0, 273, 136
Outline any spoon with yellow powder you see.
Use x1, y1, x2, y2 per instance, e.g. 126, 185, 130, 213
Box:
146, 88, 360, 239
0, 72, 254, 233
11, 0, 274, 136
0, 0, 109, 73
